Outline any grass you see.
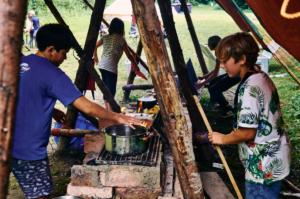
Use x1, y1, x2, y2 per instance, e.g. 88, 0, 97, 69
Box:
10, 4, 300, 197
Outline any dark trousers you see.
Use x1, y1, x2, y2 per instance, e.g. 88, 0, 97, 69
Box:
100, 69, 118, 100
208, 74, 240, 107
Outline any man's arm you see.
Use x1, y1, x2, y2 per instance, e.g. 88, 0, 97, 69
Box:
72, 96, 143, 127
208, 127, 256, 145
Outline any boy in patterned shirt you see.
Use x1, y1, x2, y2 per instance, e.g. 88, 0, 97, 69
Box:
208, 32, 290, 199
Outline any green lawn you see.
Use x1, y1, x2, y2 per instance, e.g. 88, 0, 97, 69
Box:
13, 4, 300, 197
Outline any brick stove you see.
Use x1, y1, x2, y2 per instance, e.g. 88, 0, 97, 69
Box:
66, 118, 183, 199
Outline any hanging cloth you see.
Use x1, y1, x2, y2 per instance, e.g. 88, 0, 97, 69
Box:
84, 62, 96, 100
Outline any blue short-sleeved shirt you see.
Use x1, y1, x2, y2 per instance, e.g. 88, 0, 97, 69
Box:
13, 54, 82, 160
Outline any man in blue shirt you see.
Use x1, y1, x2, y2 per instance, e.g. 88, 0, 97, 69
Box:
12, 24, 143, 199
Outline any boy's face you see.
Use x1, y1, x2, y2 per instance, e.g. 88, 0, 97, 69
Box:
49, 48, 68, 66
220, 57, 245, 78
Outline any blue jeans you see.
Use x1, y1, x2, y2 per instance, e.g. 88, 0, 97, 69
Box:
245, 181, 282, 199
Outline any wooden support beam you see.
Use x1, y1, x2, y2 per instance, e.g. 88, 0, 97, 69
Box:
123, 40, 143, 101
179, 0, 208, 74
131, 1, 203, 198
0, 1, 28, 198
158, 0, 203, 132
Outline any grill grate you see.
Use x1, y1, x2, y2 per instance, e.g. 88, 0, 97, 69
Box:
95, 135, 161, 166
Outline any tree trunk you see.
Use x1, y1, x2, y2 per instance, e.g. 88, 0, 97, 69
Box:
0, 1, 28, 198
179, 0, 208, 74
131, 0, 203, 198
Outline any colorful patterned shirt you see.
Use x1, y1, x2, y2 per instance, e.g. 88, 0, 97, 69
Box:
235, 72, 290, 184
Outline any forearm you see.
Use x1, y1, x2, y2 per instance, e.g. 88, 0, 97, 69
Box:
209, 128, 256, 145
74, 97, 118, 122
222, 130, 251, 144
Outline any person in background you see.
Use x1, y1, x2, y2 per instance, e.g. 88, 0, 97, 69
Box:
23, 13, 33, 50
208, 32, 290, 199
196, 35, 240, 118
28, 10, 40, 48
12, 24, 143, 199
94, 17, 137, 111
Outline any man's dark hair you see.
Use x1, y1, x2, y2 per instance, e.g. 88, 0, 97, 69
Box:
36, 24, 74, 51
108, 18, 125, 36
208, 35, 221, 50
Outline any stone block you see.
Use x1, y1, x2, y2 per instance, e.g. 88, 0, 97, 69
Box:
71, 165, 101, 187
67, 184, 113, 199
84, 133, 104, 154
116, 187, 161, 199
98, 165, 160, 189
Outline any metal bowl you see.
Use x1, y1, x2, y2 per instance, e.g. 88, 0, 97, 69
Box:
52, 196, 83, 199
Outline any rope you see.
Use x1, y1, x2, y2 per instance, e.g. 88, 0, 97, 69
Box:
280, 0, 300, 19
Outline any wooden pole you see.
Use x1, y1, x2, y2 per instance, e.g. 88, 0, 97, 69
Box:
131, 0, 203, 198
158, 0, 203, 132
0, 1, 28, 198
179, 0, 208, 74
123, 40, 143, 102
193, 96, 243, 199
51, 128, 100, 137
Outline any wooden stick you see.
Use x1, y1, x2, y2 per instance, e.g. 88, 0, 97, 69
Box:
51, 128, 100, 137
193, 96, 243, 199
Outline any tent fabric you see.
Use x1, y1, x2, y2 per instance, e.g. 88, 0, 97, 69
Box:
246, 0, 300, 62
216, 0, 267, 49
104, 0, 162, 21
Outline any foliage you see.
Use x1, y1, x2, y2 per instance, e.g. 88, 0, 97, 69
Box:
188, 0, 248, 9
27, 0, 115, 16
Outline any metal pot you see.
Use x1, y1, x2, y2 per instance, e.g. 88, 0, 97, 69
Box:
104, 124, 150, 155
137, 96, 157, 112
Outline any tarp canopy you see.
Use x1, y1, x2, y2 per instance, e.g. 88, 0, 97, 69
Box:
104, 0, 163, 21
246, 0, 300, 62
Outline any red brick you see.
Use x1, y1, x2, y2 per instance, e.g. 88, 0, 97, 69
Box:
99, 165, 160, 189
116, 187, 161, 199
67, 184, 113, 199
71, 165, 101, 187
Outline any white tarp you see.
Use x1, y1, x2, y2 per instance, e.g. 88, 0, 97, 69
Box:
104, 0, 166, 22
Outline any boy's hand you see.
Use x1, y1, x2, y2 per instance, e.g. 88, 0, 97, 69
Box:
208, 131, 225, 145
116, 114, 144, 129
93, 56, 99, 64
195, 79, 207, 89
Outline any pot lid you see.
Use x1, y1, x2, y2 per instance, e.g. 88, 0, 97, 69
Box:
138, 96, 156, 102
